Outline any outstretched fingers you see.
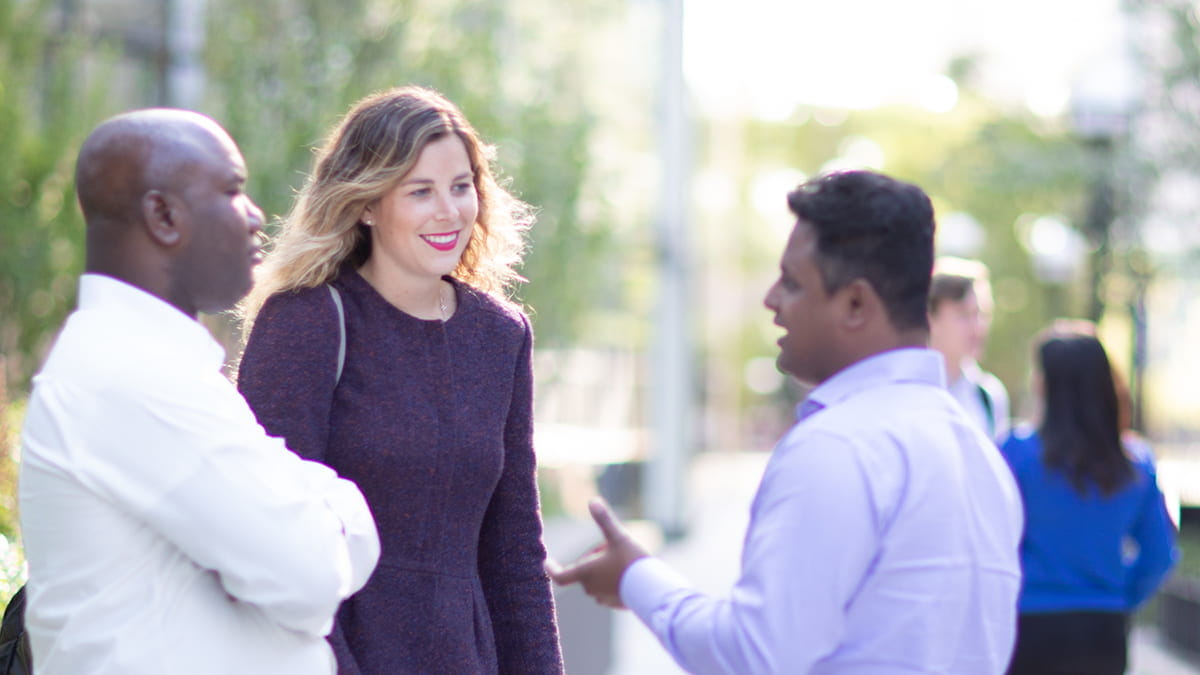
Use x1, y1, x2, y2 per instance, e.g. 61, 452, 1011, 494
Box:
546, 557, 582, 586
543, 498, 645, 609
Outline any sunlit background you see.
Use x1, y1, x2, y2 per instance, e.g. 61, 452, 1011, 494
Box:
3, 0, 1200, 671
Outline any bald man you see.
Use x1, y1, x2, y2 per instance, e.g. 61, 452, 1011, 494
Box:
17, 110, 380, 674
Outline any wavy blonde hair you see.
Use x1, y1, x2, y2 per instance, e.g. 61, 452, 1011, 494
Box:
239, 86, 532, 332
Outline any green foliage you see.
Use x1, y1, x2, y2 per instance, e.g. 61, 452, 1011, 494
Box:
0, 0, 122, 393
1125, 0, 1200, 269
0, 381, 25, 604
927, 112, 1093, 399
0, 395, 20, 543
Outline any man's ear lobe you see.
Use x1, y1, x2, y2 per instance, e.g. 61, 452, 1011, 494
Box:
142, 190, 183, 247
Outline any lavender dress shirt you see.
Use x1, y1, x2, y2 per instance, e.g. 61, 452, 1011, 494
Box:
621, 348, 1023, 674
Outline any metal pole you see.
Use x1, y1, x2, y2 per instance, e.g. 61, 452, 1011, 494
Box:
1083, 138, 1115, 323
644, 0, 692, 539
164, 0, 207, 109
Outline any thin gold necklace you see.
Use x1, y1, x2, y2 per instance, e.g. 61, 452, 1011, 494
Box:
438, 283, 448, 322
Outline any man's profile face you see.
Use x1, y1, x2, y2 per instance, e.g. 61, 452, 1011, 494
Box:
170, 128, 264, 314
929, 287, 990, 367
764, 219, 840, 386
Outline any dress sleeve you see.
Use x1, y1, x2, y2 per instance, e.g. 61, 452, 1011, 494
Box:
1126, 460, 1179, 609
237, 289, 340, 463
477, 314, 565, 674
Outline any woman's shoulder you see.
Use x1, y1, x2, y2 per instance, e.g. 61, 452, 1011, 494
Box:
456, 279, 530, 332
261, 283, 336, 319
1123, 433, 1161, 478
255, 283, 338, 332
240, 284, 340, 379
999, 424, 1041, 464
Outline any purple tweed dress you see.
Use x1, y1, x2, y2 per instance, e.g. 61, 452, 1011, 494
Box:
237, 267, 563, 674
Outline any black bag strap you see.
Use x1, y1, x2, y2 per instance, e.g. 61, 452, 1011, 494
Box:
976, 383, 995, 438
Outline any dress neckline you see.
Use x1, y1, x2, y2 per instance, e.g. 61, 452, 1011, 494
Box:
344, 267, 462, 326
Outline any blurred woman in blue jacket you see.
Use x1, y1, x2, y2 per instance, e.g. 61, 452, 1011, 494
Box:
1002, 320, 1177, 675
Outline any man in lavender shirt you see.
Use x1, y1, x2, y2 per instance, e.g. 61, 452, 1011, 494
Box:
548, 170, 1023, 673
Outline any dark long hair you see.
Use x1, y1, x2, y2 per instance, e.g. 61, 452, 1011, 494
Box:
1036, 321, 1133, 496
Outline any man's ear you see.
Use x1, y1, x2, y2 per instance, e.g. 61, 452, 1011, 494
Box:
838, 278, 879, 331
142, 190, 183, 247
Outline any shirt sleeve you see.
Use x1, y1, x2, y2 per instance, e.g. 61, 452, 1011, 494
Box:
238, 289, 341, 463
1126, 461, 1179, 609
620, 430, 880, 674
69, 365, 379, 638
476, 314, 564, 674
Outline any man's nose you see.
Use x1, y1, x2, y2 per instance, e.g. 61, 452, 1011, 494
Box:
764, 281, 780, 311
246, 201, 265, 232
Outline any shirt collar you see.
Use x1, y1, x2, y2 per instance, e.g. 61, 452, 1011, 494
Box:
958, 358, 984, 382
78, 273, 227, 369
795, 347, 947, 422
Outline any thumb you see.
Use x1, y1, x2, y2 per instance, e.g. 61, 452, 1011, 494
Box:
588, 497, 627, 544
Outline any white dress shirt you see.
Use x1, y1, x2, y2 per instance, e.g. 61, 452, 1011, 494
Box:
947, 359, 1010, 444
19, 274, 380, 675
621, 348, 1023, 674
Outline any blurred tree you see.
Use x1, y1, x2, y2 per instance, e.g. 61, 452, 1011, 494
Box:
1125, 0, 1200, 175
1125, 0, 1200, 269
0, 0, 122, 395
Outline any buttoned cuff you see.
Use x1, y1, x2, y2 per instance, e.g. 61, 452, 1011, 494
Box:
620, 556, 692, 623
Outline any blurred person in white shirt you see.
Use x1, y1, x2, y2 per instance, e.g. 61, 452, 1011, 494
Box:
928, 256, 1011, 443
18, 109, 380, 675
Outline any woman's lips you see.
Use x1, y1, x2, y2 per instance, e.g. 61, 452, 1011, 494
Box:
421, 231, 459, 252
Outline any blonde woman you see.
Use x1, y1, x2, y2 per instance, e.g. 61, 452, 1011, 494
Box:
237, 87, 563, 674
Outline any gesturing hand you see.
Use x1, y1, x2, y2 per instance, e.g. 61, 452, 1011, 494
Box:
544, 498, 650, 609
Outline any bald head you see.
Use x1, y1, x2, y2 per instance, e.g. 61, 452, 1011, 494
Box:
76, 109, 264, 317
76, 109, 235, 229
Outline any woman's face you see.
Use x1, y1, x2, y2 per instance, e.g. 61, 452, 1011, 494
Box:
362, 134, 478, 283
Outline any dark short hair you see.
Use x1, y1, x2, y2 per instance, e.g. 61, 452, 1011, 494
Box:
928, 275, 974, 313
929, 257, 990, 314
787, 170, 934, 331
